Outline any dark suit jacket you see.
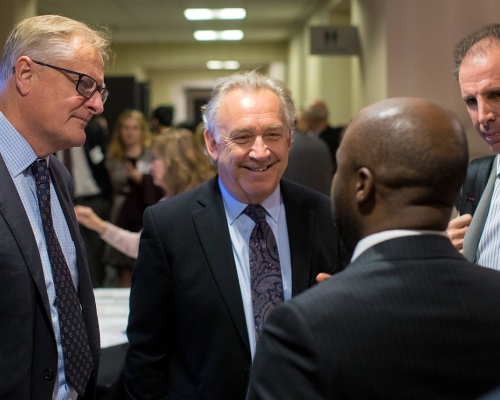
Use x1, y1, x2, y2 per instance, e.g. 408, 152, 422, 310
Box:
248, 235, 500, 400
82, 116, 113, 199
319, 125, 344, 172
0, 154, 100, 399
123, 177, 341, 400
456, 155, 495, 217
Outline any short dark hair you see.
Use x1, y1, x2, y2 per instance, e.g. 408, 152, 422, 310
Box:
154, 105, 174, 127
453, 23, 500, 79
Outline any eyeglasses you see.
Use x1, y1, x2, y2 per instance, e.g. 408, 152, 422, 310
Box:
30, 59, 109, 104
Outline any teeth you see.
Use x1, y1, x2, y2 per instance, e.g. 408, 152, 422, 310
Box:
250, 167, 267, 172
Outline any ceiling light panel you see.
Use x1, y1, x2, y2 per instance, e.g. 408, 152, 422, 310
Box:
185, 8, 246, 21
194, 30, 244, 41
206, 60, 241, 70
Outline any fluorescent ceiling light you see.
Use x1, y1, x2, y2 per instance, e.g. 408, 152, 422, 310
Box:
194, 30, 244, 41
206, 60, 240, 70
185, 8, 246, 20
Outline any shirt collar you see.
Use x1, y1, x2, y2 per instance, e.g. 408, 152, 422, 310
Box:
351, 229, 448, 262
0, 111, 39, 177
218, 177, 282, 225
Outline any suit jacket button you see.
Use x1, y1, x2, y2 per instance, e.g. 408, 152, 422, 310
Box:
243, 364, 251, 372
43, 369, 54, 380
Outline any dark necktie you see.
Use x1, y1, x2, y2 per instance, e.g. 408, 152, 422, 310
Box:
31, 159, 93, 396
243, 204, 284, 344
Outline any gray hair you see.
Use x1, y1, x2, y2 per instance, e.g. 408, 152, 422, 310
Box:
0, 14, 112, 91
453, 23, 500, 80
202, 70, 296, 142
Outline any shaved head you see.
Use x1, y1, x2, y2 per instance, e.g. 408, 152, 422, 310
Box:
332, 98, 468, 251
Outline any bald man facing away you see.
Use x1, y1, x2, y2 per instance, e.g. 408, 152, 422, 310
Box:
247, 98, 500, 400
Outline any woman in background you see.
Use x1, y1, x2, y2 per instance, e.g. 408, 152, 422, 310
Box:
75, 128, 215, 269
104, 110, 163, 285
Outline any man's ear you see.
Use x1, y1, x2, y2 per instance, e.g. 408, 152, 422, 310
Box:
355, 167, 374, 204
204, 129, 218, 162
14, 56, 34, 95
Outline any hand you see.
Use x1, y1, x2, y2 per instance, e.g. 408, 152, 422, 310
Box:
74, 205, 108, 234
316, 272, 332, 284
446, 214, 472, 253
124, 161, 142, 184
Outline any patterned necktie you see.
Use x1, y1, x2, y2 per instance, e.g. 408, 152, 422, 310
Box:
243, 204, 284, 344
31, 159, 93, 396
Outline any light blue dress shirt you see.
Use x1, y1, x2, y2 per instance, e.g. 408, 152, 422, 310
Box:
219, 178, 291, 358
0, 112, 78, 400
477, 156, 500, 271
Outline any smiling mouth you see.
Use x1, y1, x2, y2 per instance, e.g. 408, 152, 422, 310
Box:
246, 165, 271, 172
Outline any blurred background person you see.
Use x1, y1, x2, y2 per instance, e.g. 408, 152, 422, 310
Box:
302, 99, 345, 173
283, 108, 334, 196
57, 115, 113, 287
151, 105, 174, 135
75, 128, 215, 260
105, 109, 163, 286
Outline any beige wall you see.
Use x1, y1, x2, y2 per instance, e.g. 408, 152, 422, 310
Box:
353, 0, 500, 160
287, 1, 353, 126
0, 0, 36, 48
108, 41, 286, 122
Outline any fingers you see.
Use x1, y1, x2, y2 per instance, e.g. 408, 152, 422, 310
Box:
316, 273, 332, 284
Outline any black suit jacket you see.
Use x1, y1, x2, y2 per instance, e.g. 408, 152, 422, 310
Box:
456, 155, 495, 216
248, 235, 500, 400
82, 116, 113, 199
319, 125, 344, 172
0, 154, 100, 399
123, 177, 341, 400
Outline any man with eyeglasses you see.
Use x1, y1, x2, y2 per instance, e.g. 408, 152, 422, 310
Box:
0, 15, 110, 400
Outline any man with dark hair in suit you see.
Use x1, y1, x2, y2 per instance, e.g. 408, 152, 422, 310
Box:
447, 24, 500, 270
123, 71, 342, 399
247, 97, 500, 400
0, 14, 110, 400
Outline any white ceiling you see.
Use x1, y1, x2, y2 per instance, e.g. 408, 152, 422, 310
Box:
37, 0, 340, 43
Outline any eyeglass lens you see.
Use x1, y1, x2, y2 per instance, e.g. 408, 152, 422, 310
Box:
77, 76, 108, 104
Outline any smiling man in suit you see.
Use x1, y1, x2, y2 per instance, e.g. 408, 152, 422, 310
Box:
0, 15, 110, 400
247, 98, 500, 400
123, 71, 341, 400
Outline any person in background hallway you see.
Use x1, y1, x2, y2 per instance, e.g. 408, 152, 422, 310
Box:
302, 99, 344, 172
105, 109, 163, 286
58, 115, 113, 287
283, 108, 334, 196
0, 14, 110, 399
247, 97, 500, 400
75, 128, 215, 258
447, 24, 500, 271
151, 105, 173, 135
122, 71, 342, 400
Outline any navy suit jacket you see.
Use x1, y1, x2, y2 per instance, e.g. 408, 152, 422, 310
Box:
123, 177, 341, 400
0, 154, 100, 399
248, 235, 500, 400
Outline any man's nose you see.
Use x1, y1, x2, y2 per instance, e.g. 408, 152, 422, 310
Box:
86, 91, 104, 115
250, 136, 269, 159
478, 100, 496, 126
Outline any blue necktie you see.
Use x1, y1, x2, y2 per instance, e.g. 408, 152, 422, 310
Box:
31, 159, 93, 396
244, 204, 284, 344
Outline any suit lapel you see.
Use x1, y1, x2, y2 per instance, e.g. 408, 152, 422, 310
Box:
463, 163, 497, 262
192, 178, 251, 355
281, 180, 315, 296
0, 154, 52, 320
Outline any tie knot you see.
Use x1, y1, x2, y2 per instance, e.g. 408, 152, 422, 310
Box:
244, 204, 267, 224
31, 159, 49, 184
